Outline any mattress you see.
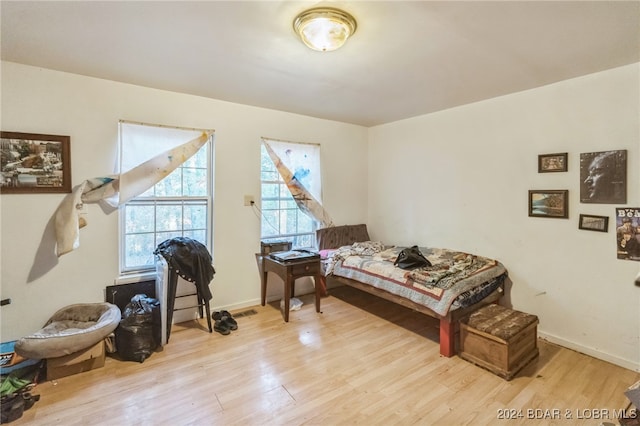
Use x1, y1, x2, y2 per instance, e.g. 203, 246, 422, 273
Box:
329, 245, 507, 316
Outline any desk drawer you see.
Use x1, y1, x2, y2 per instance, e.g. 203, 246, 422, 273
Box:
290, 262, 319, 276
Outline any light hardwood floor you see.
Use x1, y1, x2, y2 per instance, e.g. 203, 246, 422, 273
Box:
13, 286, 639, 425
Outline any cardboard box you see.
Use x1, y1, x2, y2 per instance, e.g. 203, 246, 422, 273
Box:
460, 304, 539, 380
46, 340, 105, 380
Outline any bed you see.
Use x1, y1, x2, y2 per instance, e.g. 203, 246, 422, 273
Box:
316, 224, 508, 357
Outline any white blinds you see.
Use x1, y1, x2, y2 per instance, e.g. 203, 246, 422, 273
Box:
262, 137, 333, 228
118, 121, 206, 173
262, 138, 322, 200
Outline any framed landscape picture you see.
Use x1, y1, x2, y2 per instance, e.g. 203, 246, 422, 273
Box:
528, 190, 569, 219
538, 152, 567, 173
0, 131, 71, 194
578, 214, 609, 232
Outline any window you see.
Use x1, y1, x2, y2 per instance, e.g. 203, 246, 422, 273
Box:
119, 122, 214, 274
260, 139, 322, 249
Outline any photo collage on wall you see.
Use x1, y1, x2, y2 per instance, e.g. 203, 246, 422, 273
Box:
536, 149, 635, 262
578, 149, 635, 262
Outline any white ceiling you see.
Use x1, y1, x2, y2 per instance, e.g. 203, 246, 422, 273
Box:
1, 1, 639, 127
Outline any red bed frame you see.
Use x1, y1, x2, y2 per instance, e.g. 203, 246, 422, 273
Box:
315, 224, 505, 357
322, 274, 503, 357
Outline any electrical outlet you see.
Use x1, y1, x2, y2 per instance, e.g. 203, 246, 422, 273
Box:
244, 195, 255, 206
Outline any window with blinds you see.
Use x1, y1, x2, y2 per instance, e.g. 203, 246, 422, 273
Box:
119, 121, 214, 274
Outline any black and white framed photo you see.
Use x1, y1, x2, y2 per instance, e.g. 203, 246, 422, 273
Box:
578, 214, 609, 232
580, 150, 626, 204
538, 152, 567, 173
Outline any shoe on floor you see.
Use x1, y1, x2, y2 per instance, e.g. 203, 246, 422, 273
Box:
212, 310, 238, 330
213, 319, 231, 335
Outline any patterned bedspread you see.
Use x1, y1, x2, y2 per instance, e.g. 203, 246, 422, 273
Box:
325, 243, 507, 316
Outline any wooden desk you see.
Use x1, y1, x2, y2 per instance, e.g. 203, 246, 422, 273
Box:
260, 255, 322, 322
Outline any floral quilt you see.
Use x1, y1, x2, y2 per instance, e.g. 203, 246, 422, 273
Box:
325, 244, 507, 316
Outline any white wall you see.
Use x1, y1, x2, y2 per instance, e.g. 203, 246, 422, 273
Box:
0, 62, 369, 341
3, 61, 638, 372
368, 64, 640, 371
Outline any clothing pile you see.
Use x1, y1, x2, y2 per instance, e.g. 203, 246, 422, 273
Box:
1, 368, 41, 424
154, 237, 216, 342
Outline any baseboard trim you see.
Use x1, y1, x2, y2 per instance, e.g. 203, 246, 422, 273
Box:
212, 298, 261, 314
538, 330, 640, 373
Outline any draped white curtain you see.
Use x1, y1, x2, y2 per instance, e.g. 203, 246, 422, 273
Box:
261, 138, 333, 228
115, 122, 209, 205
54, 122, 212, 256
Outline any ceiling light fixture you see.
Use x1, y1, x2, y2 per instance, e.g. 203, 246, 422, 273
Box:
293, 7, 357, 52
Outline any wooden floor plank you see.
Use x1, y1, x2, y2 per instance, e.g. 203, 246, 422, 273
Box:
11, 286, 639, 425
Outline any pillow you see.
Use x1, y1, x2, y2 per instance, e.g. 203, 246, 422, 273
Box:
318, 249, 335, 259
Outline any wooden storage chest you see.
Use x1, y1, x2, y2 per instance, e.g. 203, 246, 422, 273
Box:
459, 304, 538, 380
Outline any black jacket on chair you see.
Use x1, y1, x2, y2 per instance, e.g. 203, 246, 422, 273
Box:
154, 237, 215, 342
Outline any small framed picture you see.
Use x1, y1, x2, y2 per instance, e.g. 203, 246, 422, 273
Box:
1, 131, 72, 194
528, 190, 569, 218
538, 153, 568, 173
578, 214, 609, 232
